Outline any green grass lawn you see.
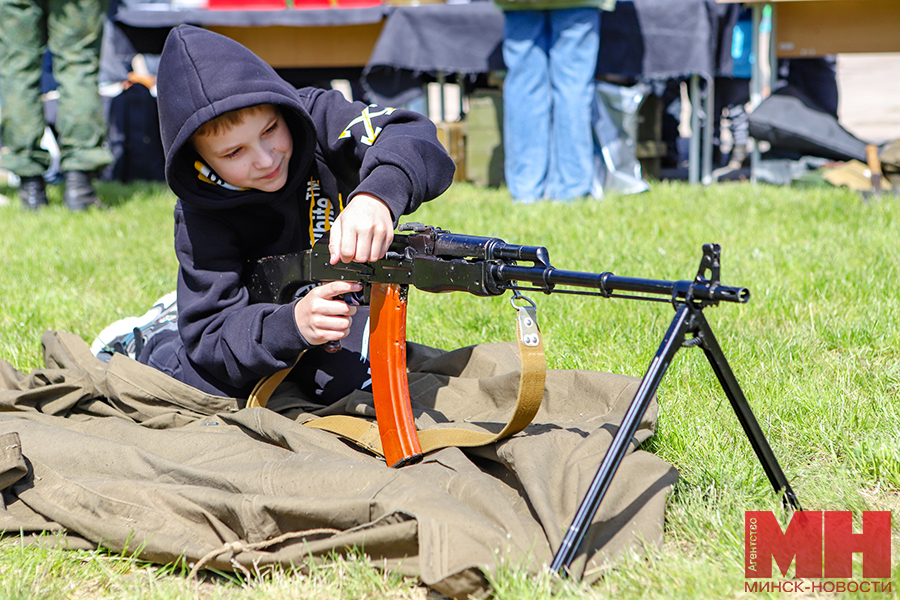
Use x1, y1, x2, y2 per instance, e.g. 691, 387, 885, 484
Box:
0, 178, 898, 599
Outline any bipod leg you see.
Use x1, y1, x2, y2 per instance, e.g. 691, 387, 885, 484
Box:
550, 303, 694, 576
692, 309, 802, 511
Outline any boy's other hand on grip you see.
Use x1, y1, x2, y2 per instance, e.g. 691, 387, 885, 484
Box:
293, 281, 361, 346
329, 193, 393, 265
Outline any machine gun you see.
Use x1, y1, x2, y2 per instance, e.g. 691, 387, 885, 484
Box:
247, 222, 801, 575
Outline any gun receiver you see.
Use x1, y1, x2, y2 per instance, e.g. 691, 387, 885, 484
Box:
246, 223, 798, 576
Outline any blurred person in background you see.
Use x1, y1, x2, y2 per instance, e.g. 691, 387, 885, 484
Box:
497, 0, 616, 202
0, 0, 112, 210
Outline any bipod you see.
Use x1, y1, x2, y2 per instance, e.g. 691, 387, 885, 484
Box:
549, 244, 802, 576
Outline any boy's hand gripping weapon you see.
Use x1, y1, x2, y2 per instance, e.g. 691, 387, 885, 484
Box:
246, 222, 802, 575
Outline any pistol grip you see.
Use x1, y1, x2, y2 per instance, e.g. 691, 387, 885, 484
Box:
321, 290, 365, 353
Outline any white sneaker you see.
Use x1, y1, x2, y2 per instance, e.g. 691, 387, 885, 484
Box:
91, 291, 178, 358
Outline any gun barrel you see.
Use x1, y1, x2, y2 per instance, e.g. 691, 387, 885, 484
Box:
493, 264, 750, 304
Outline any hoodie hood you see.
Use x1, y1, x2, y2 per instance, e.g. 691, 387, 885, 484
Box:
157, 25, 315, 210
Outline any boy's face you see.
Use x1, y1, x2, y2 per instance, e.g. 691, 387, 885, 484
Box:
193, 105, 293, 193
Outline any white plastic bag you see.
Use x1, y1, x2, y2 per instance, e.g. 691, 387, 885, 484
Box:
591, 81, 651, 198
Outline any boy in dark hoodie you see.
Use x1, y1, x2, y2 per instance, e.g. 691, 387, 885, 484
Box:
137, 25, 455, 404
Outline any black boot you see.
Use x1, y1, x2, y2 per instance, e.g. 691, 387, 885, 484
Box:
18, 176, 48, 211
63, 170, 105, 211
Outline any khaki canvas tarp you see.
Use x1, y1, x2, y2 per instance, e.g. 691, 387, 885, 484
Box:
0, 330, 677, 598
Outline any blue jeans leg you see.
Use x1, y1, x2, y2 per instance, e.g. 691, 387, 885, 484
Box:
546, 8, 600, 200
502, 10, 551, 202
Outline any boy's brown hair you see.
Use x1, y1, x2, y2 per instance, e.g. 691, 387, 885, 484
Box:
191, 104, 274, 139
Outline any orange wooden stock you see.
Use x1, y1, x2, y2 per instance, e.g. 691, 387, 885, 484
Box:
369, 282, 423, 467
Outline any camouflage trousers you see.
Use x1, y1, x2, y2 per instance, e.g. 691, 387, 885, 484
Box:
0, 0, 113, 177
